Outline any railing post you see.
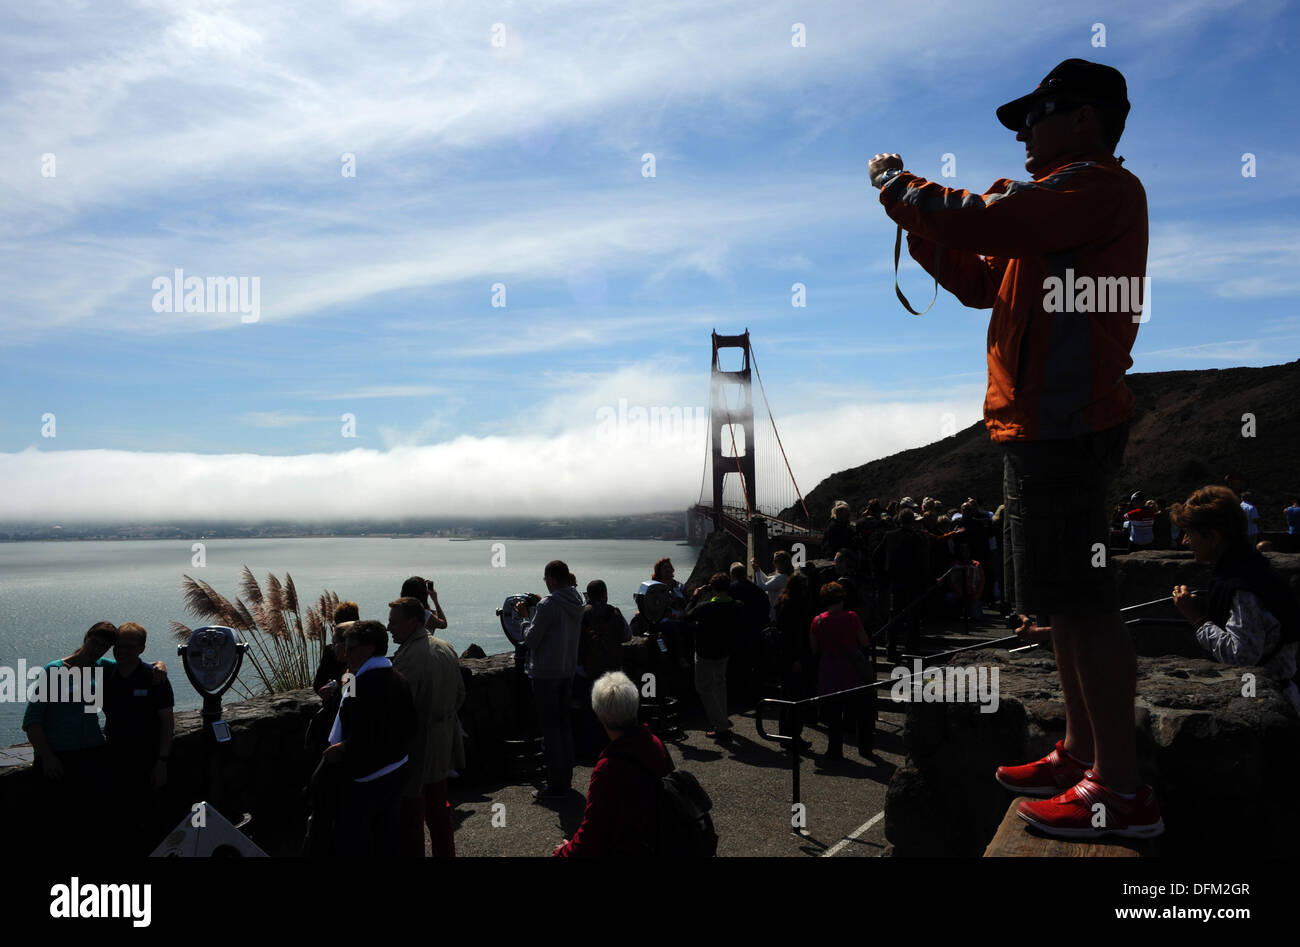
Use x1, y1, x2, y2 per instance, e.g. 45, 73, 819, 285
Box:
790, 721, 801, 820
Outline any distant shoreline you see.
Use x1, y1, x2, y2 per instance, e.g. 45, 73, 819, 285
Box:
0, 512, 695, 545
0, 534, 696, 544
0, 535, 695, 543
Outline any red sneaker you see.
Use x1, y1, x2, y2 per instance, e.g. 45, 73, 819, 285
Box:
994, 740, 1090, 797
1016, 772, 1164, 839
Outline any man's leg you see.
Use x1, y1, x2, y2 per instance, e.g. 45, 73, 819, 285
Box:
334, 778, 370, 856
304, 757, 342, 856
694, 656, 728, 732
424, 779, 455, 857
1053, 610, 1137, 792
374, 766, 408, 858
557, 676, 575, 789
398, 792, 427, 857
532, 679, 565, 792
1051, 629, 1093, 766
824, 700, 844, 758
997, 443, 1097, 786
713, 657, 731, 731
1001, 511, 1015, 615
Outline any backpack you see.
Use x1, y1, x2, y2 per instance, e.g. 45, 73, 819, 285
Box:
606, 747, 719, 857
657, 769, 719, 857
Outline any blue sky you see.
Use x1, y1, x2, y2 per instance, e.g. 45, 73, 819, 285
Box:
1, 0, 1296, 521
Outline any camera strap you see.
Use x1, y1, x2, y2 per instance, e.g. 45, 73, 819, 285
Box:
893, 223, 941, 315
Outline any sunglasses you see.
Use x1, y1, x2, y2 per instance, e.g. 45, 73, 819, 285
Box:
1024, 97, 1097, 130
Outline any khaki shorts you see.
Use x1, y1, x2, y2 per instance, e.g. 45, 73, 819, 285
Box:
1002, 421, 1129, 618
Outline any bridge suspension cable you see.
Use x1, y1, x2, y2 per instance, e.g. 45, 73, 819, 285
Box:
748, 342, 811, 524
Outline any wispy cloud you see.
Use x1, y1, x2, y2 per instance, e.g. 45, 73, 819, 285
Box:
1134, 339, 1279, 361
243, 411, 329, 428
1148, 223, 1300, 298
303, 385, 446, 401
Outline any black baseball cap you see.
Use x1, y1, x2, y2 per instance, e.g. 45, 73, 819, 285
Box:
996, 58, 1130, 132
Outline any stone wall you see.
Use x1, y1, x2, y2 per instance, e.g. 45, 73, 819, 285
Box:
884, 647, 1300, 857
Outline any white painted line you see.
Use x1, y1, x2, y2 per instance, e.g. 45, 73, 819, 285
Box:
822, 809, 885, 857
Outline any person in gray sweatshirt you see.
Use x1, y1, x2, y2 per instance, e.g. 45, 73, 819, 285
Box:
515, 559, 585, 798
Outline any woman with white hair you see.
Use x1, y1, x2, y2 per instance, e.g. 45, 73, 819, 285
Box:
553, 671, 673, 857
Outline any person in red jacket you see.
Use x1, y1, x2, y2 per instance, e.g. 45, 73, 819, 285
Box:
868, 59, 1161, 838
554, 670, 673, 857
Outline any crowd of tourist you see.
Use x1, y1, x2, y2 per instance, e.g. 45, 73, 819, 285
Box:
811, 495, 1006, 660
303, 580, 468, 856
21, 480, 1298, 857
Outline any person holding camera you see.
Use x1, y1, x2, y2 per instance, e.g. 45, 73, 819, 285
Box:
515, 559, 585, 799
400, 575, 448, 632
871, 59, 1160, 837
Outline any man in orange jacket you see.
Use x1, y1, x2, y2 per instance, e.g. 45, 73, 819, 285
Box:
868, 59, 1162, 839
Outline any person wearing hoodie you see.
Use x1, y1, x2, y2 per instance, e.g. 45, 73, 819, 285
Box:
516, 559, 585, 798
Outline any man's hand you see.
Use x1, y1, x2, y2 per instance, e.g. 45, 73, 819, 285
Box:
42, 755, 64, 780
150, 660, 168, 684
1012, 614, 1052, 643
869, 153, 904, 188
323, 742, 344, 764
1172, 585, 1206, 625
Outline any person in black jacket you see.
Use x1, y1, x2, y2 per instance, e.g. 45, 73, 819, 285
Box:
823, 500, 858, 557
773, 573, 814, 741
729, 562, 773, 703
686, 574, 744, 740
877, 510, 931, 660
832, 552, 867, 622
321, 620, 416, 856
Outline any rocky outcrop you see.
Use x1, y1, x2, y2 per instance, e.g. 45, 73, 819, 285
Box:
884, 647, 1300, 857
685, 529, 743, 591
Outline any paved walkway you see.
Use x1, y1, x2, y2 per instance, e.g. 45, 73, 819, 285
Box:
449, 614, 1015, 857
449, 700, 908, 858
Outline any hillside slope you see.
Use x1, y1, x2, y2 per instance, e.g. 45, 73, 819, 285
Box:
785, 360, 1300, 525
